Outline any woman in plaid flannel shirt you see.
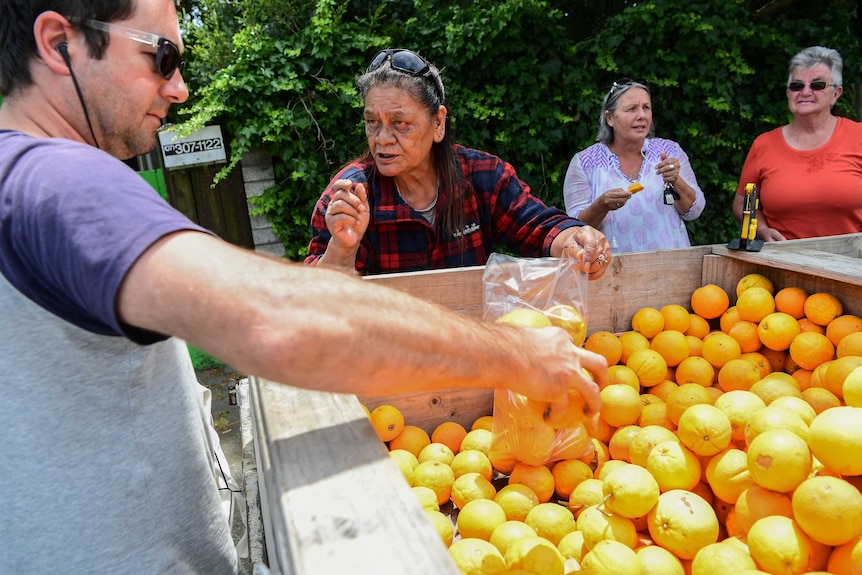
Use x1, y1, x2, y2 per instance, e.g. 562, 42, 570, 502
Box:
306, 49, 611, 278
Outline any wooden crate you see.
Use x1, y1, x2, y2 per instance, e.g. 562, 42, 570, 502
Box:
247, 234, 862, 575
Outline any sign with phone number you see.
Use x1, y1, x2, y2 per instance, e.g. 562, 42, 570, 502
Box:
158, 124, 226, 170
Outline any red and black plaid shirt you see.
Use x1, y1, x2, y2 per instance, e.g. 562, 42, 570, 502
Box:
305, 145, 583, 275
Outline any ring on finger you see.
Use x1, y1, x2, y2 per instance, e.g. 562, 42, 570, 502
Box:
597, 254, 608, 267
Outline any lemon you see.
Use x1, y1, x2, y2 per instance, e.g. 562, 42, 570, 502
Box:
412, 485, 439, 512
576, 504, 637, 550
494, 483, 539, 522
807, 406, 862, 475
425, 509, 454, 547
497, 308, 553, 328
452, 472, 497, 509
457, 499, 508, 541
418, 442, 456, 465
557, 530, 587, 563
389, 449, 418, 486
504, 536, 565, 575
449, 537, 507, 575
636, 544, 685, 575
602, 462, 660, 519
545, 304, 588, 346
647, 489, 719, 560
524, 502, 576, 546
452, 449, 494, 481
580, 539, 641, 575
489, 520, 537, 557
461, 429, 494, 456
412, 460, 455, 505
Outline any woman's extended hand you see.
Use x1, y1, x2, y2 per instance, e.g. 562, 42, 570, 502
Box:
321, 180, 371, 268
556, 225, 613, 280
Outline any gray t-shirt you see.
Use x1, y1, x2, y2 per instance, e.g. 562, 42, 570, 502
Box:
0, 132, 239, 573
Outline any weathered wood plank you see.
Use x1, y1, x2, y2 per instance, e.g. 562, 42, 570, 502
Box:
250, 377, 458, 575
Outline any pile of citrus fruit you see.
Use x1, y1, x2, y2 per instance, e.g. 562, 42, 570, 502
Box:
363, 273, 862, 575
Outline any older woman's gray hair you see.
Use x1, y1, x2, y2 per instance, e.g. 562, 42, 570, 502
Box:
596, 79, 655, 145
787, 46, 843, 88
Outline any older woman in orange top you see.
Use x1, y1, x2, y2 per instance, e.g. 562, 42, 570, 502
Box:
733, 46, 862, 241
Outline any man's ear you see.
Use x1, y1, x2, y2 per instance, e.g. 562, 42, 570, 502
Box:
33, 11, 76, 75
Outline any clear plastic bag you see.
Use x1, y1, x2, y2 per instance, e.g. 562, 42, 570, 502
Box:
481, 252, 594, 472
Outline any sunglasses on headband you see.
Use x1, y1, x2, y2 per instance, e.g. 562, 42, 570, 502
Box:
787, 80, 835, 92
85, 19, 186, 80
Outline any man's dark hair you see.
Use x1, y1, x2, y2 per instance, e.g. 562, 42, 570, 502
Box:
0, 0, 134, 96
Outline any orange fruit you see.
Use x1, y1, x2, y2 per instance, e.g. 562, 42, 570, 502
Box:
677, 403, 733, 457
774, 286, 808, 319
701, 332, 742, 369
494, 483, 539, 522
647, 489, 719, 560
599, 384, 643, 427
583, 412, 614, 444
639, 401, 675, 430
713, 389, 766, 442
717, 358, 761, 392
822, 354, 862, 399
432, 421, 468, 455
719, 306, 742, 334
608, 424, 642, 462
389, 424, 430, 457
651, 379, 679, 402
508, 463, 555, 504
686, 334, 705, 357
844, 365, 862, 407
687, 314, 712, 339
748, 374, 802, 404
585, 331, 623, 366
736, 287, 775, 323
826, 314, 862, 347
619, 330, 651, 364
746, 429, 812, 492
800, 386, 841, 414
807, 406, 862, 476
627, 348, 669, 387
675, 355, 716, 387
551, 458, 593, 500
798, 317, 826, 334
692, 284, 730, 320
757, 312, 801, 351
838, 331, 862, 358
734, 485, 793, 536
666, 382, 714, 426
789, 331, 835, 371
607, 364, 641, 390
804, 292, 843, 326
651, 330, 691, 367
647, 440, 702, 492
792, 475, 862, 546
632, 307, 666, 339
705, 447, 756, 504
827, 536, 862, 574
759, 346, 787, 373
472, 415, 494, 431
736, 273, 775, 297
791, 368, 812, 389
456, 498, 508, 541
370, 404, 405, 442
727, 320, 761, 353
741, 350, 773, 378
660, 304, 692, 333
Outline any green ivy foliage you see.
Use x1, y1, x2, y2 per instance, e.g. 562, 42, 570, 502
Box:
179, 0, 860, 259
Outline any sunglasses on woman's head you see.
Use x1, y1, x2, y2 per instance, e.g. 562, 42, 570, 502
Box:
366, 49, 444, 101
609, 77, 650, 94
85, 19, 186, 80
787, 80, 834, 92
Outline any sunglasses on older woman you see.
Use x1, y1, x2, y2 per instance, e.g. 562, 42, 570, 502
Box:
366, 49, 444, 100
85, 19, 186, 80
787, 80, 835, 92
